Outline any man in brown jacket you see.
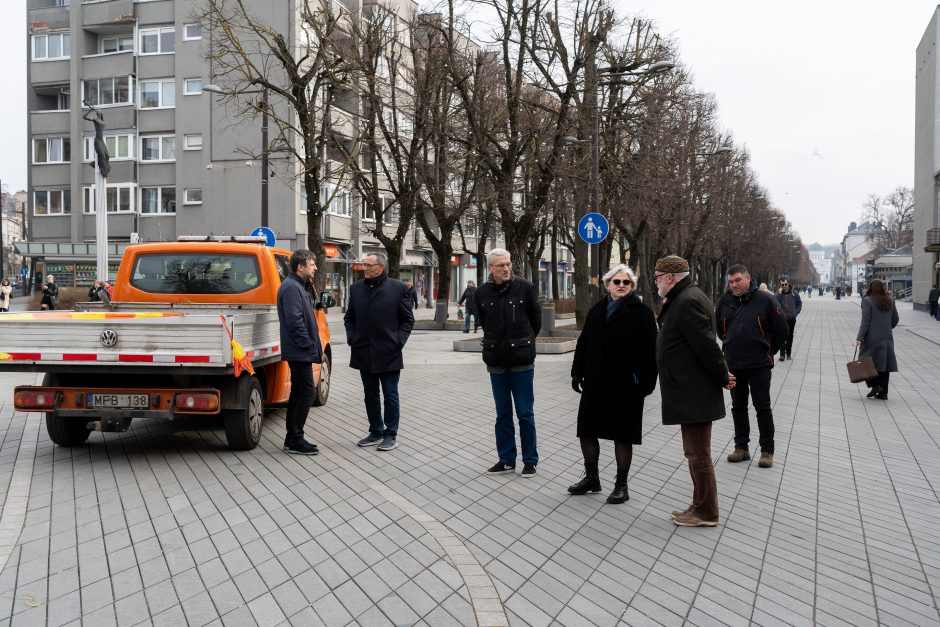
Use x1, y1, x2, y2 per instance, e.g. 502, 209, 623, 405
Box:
654, 256, 735, 527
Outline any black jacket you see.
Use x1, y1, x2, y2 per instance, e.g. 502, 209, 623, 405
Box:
277, 273, 323, 363
715, 284, 788, 369
476, 276, 541, 368
656, 277, 729, 425
777, 288, 802, 320
458, 286, 477, 315
344, 273, 415, 373
929, 287, 940, 305
41, 282, 59, 308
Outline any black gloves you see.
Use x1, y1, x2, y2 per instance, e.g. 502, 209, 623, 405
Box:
571, 377, 583, 394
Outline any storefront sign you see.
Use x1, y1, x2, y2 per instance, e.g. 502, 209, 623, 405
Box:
324, 244, 339, 258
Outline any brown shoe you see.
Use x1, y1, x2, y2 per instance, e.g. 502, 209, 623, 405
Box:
727, 448, 751, 463
673, 512, 718, 527
671, 506, 692, 519
758, 452, 774, 468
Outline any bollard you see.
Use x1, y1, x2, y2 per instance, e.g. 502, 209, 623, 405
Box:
540, 298, 555, 337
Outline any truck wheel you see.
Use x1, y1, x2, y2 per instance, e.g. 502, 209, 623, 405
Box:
42, 373, 91, 447
312, 355, 331, 407
224, 376, 264, 450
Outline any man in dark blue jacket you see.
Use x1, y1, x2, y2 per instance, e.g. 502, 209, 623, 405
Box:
344, 253, 415, 451
277, 249, 323, 455
777, 278, 802, 360
715, 264, 788, 468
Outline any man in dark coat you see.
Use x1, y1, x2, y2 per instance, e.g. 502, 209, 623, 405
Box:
276, 249, 323, 455
776, 278, 802, 360
476, 248, 541, 478
929, 284, 940, 320
344, 253, 415, 451
458, 280, 478, 333
716, 264, 788, 469
655, 255, 735, 527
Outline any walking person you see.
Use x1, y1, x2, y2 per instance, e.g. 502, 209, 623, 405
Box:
458, 280, 478, 333
569, 265, 657, 504
716, 264, 788, 469
40, 275, 58, 310
276, 249, 324, 455
654, 256, 735, 527
477, 248, 542, 478
777, 278, 801, 361
0, 279, 12, 312
406, 282, 419, 311
857, 279, 899, 400
929, 283, 939, 320
345, 253, 415, 451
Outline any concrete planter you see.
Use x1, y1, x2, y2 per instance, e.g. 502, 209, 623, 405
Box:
453, 337, 576, 354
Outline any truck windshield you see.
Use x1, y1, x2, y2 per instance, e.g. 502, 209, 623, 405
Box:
130, 253, 261, 294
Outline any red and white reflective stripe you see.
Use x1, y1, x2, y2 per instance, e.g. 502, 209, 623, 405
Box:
2, 352, 222, 363
243, 345, 281, 359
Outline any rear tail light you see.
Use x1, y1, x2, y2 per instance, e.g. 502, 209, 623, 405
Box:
14, 390, 56, 410
174, 393, 220, 412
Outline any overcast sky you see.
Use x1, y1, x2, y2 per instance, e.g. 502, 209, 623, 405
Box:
2, 2, 938, 245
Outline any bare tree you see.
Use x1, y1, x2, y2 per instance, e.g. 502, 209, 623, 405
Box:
862, 186, 914, 251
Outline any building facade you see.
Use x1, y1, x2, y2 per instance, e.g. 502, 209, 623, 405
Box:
915, 9, 940, 310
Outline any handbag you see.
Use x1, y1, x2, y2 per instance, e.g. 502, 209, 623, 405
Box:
847, 346, 878, 383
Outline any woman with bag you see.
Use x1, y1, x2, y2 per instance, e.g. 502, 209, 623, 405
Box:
40, 275, 58, 310
569, 264, 658, 504
856, 279, 899, 400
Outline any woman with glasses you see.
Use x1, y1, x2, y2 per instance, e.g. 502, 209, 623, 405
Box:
569, 264, 658, 504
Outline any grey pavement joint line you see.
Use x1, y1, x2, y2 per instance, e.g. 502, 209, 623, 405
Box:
319, 447, 509, 627
0, 412, 39, 576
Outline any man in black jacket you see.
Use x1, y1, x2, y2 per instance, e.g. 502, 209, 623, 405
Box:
715, 264, 788, 468
476, 248, 542, 478
277, 249, 323, 455
777, 278, 802, 360
929, 284, 939, 320
458, 280, 478, 333
344, 253, 415, 452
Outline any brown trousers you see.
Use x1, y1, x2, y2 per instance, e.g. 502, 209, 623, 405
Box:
681, 422, 719, 521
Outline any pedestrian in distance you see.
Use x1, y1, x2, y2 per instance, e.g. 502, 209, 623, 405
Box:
654, 255, 735, 527
477, 248, 542, 478
406, 282, 419, 311
345, 253, 415, 452
458, 280, 479, 333
777, 278, 802, 361
716, 264, 788, 469
276, 249, 324, 455
88, 280, 102, 302
40, 275, 58, 310
0, 278, 12, 312
569, 264, 658, 504
929, 283, 940, 320
856, 279, 899, 400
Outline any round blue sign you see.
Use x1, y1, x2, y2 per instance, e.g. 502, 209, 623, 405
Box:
578, 213, 609, 244
251, 226, 276, 247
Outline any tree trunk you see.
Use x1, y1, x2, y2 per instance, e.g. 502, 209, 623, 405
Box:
574, 235, 590, 328
550, 221, 559, 301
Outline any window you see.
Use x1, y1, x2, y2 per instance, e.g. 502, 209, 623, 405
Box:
183, 78, 202, 95
140, 135, 176, 161
84, 134, 133, 161
83, 76, 132, 106
32, 33, 70, 60
32, 137, 71, 164
33, 189, 71, 215
83, 184, 135, 213
328, 187, 350, 216
183, 189, 203, 205
130, 253, 260, 294
139, 79, 175, 109
363, 199, 376, 222
140, 187, 176, 214
183, 134, 203, 150
382, 197, 396, 226
183, 23, 202, 40
139, 27, 175, 55
101, 35, 133, 54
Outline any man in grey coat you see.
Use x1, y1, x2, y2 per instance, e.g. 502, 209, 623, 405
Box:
655, 256, 735, 527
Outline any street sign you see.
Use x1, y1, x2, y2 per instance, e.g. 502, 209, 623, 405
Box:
20, 267, 27, 276
251, 226, 276, 247
577, 213, 608, 244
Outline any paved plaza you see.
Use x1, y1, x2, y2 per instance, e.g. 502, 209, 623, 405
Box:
0, 294, 938, 626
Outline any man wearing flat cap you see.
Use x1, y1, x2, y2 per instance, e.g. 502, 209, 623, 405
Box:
654, 255, 735, 527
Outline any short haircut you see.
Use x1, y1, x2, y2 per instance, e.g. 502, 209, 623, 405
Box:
727, 264, 749, 276
290, 249, 316, 272
365, 252, 388, 268
486, 248, 510, 265
602, 264, 637, 286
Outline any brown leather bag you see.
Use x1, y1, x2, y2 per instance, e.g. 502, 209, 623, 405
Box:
847, 346, 878, 383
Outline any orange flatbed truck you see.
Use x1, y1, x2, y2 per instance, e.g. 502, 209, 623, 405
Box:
1, 236, 331, 450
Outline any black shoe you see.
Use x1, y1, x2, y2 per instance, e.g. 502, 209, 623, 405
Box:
376, 436, 398, 451
786, 353, 792, 359
866, 386, 881, 398
284, 441, 319, 455
568, 462, 601, 495
357, 434, 383, 447
607, 470, 629, 504
779, 354, 786, 362
463, 329, 469, 334
487, 462, 515, 474
521, 464, 537, 478
874, 392, 888, 400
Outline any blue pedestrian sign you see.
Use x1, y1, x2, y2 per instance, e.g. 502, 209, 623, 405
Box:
578, 213, 608, 244
251, 226, 276, 247
19, 267, 27, 276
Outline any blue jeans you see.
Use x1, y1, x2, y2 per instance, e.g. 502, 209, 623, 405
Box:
360, 370, 400, 437
490, 369, 538, 466
464, 311, 478, 332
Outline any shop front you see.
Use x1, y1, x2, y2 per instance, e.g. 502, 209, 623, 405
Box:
320, 242, 354, 310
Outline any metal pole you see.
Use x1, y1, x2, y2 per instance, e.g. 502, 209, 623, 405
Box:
95, 159, 108, 281
588, 51, 601, 304
261, 87, 269, 229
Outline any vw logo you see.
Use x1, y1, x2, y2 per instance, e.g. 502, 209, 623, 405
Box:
99, 329, 118, 347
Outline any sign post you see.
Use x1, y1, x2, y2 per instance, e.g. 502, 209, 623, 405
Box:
578, 212, 609, 301
250, 227, 276, 247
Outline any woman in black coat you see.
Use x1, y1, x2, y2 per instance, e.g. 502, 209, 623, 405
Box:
856, 279, 899, 400
569, 265, 658, 504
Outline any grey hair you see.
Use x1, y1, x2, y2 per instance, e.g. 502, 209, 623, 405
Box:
673, 271, 690, 281
365, 252, 388, 268
486, 248, 511, 265
603, 264, 637, 286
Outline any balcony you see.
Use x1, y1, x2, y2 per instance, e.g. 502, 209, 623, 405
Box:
30, 59, 70, 86
926, 228, 940, 253
30, 110, 70, 135
81, 50, 133, 79
81, 0, 134, 30
29, 5, 69, 31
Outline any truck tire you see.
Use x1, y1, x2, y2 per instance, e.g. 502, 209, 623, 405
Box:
224, 376, 264, 450
312, 354, 331, 407
42, 373, 91, 447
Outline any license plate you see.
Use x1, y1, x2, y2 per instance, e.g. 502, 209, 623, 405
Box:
89, 394, 149, 409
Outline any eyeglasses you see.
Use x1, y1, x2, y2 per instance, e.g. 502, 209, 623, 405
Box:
654, 273, 670, 281
780, 282, 789, 286
490, 262, 512, 269
361, 263, 380, 269
610, 279, 632, 286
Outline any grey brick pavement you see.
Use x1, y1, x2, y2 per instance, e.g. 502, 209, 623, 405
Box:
0, 295, 937, 625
